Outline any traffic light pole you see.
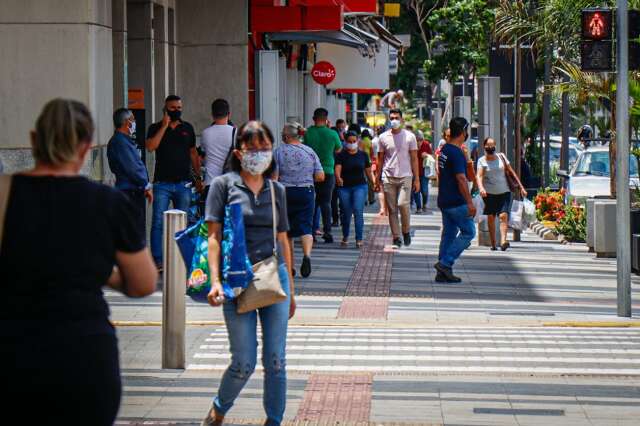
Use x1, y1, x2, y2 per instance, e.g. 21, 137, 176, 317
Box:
616, 0, 631, 317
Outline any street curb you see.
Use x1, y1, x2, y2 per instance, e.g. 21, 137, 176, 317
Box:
529, 220, 560, 241
542, 321, 640, 328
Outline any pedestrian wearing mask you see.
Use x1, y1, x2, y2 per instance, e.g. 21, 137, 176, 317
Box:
477, 137, 527, 251
1, 99, 157, 425
335, 131, 375, 248
273, 123, 325, 278
202, 121, 295, 426
375, 108, 420, 248
412, 130, 433, 213
146, 95, 202, 270
107, 108, 153, 236
371, 126, 388, 216
435, 117, 477, 283
304, 108, 342, 243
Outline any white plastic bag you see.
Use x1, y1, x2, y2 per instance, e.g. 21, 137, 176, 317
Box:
523, 198, 536, 224
509, 199, 524, 230
472, 195, 486, 223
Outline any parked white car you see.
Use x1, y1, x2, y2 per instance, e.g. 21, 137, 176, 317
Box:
535, 137, 582, 170
558, 145, 639, 199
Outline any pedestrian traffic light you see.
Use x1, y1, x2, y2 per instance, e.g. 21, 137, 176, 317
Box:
581, 8, 613, 71
630, 10, 640, 71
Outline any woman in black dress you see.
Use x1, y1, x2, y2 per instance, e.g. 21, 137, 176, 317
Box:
0, 99, 157, 425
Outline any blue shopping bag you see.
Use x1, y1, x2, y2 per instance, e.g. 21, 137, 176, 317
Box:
174, 203, 254, 302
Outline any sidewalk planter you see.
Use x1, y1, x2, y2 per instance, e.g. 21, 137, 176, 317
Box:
586, 199, 597, 252
594, 201, 617, 258
633, 234, 640, 274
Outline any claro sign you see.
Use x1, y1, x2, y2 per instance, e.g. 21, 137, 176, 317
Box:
311, 61, 336, 85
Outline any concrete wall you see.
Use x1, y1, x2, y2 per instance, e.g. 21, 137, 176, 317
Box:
176, 0, 249, 135
0, 0, 113, 178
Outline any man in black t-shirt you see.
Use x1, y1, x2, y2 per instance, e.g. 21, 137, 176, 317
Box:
146, 95, 202, 268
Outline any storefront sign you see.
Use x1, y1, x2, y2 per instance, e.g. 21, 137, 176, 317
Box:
311, 61, 336, 85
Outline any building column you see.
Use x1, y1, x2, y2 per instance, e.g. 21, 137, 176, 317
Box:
127, 0, 155, 125
176, 0, 249, 133
0, 0, 113, 179
153, 4, 169, 117
112, 0, 128, 109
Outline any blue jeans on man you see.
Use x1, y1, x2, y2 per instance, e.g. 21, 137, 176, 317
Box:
438, 204, 476, 269
150, 181, 191, 265
212, 264, 291, 425
337, 184, 367, 242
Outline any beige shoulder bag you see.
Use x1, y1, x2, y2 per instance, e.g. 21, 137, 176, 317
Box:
236, 180, 287, 314
0, 175, 13, 256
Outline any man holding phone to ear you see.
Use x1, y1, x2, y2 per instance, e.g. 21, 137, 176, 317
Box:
146, 95, 202, 270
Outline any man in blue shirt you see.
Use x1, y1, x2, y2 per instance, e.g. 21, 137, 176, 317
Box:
436, 117, 477, 283
107, 108, 152, 237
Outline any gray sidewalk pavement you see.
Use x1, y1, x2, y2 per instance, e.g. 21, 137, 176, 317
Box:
112, 194, 640, 425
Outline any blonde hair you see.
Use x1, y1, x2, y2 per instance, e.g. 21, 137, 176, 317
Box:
32, 98, 94, 165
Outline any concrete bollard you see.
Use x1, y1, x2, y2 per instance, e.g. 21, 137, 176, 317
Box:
477, 218, 501, 247
586, 198, 597, 252
594, 201, 617, 258
162, 209, 187, 369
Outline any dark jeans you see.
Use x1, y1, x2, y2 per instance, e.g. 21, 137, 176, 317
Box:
438, 204, 476, 268
313, 174, 336, 235
151, 181, 191, 264
122, 188, 146, 242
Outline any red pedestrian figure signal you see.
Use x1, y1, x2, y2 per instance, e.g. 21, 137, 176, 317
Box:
588, 13, 605, 38
582, 9, 612, 41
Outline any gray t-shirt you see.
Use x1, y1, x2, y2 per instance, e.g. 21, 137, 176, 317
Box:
205, 172, 289, 264
201, 124, 235, 185
478, 154, 510, 194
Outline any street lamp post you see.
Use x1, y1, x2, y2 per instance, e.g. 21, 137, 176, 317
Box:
616, 0, 631, 317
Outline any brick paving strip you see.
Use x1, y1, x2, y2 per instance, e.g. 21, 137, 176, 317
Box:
337, 217, 393, 319
294, 373, 373, 423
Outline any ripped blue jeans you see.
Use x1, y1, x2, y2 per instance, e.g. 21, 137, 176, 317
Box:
213, 263, 290, 425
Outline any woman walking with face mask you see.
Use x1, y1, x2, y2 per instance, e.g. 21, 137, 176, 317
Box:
202, 121, 295, 426
477, 137, 527, 251
335, 131, 375, 248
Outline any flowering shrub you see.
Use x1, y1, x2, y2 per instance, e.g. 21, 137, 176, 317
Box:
534, 188, 565, 222
555, 199, 586, 242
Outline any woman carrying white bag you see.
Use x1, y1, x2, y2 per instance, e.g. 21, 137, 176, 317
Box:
476, 137, 527, 251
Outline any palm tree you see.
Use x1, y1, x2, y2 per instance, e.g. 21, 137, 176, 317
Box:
495, 0, 640, 197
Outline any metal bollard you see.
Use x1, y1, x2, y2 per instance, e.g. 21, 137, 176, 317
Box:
162, 209, 187, 369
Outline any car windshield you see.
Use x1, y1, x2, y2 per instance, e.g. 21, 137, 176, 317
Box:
549, 146, 579, 165
573, 151, 639, 177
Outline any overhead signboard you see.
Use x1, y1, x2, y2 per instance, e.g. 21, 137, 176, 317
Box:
311, 61, 336, 85
316, 42, 390, 92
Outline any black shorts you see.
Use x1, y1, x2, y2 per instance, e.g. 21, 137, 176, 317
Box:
483, 192, 512, 216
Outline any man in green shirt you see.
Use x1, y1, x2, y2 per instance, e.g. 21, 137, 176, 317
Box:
304, 108, 342, 243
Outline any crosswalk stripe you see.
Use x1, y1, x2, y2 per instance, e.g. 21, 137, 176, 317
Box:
186, 364, 640, 375
198, 344, 640, 354
204, 337, 640, 345
208, 331, 640, 339
192, 352, 640, 364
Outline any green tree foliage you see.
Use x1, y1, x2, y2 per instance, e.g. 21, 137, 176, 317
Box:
424, 0, 493, 82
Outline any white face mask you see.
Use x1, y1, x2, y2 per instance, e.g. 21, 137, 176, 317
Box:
241, 150, 273, 175
346, 142, 358, 151
390, 119, 402, 130
128, 121, 137, 137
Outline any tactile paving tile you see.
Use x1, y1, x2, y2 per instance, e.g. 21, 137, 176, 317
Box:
294, 373, 373, 422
